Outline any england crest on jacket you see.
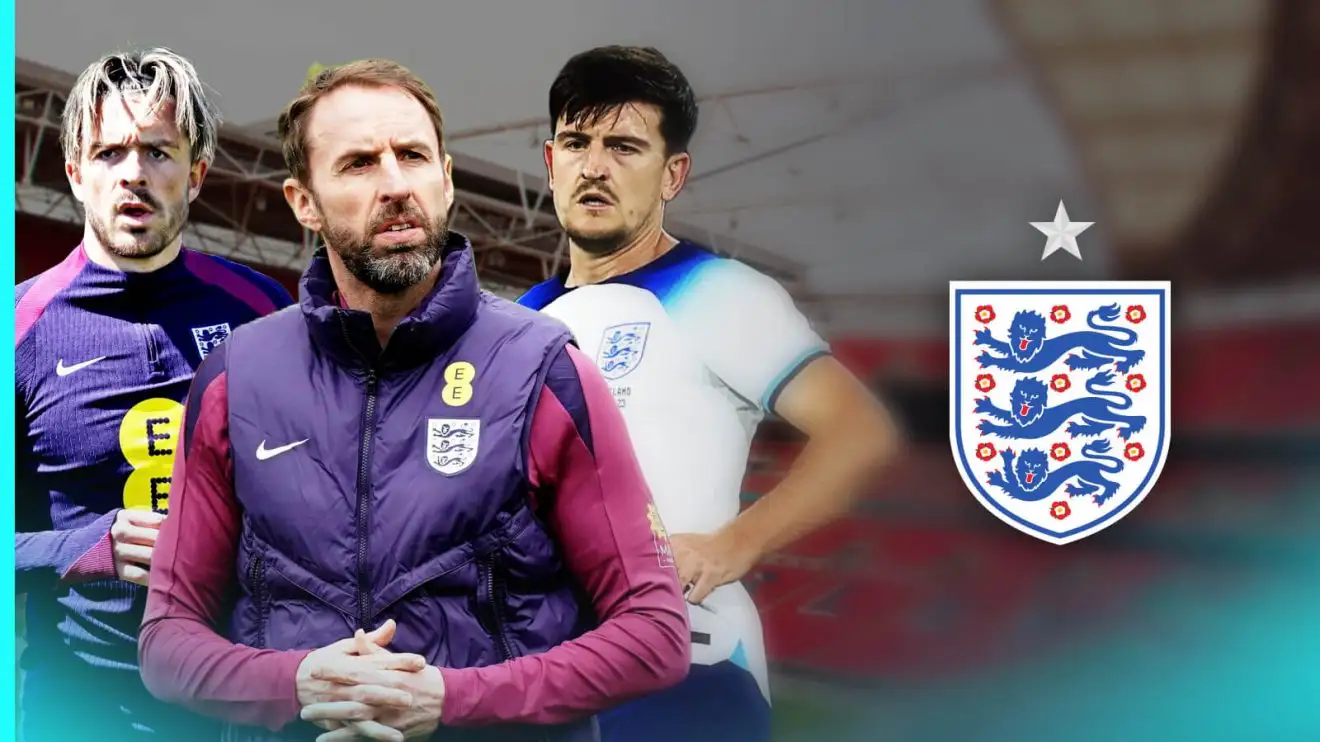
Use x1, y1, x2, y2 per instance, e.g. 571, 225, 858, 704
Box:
427, 418, 480, 476
949, 281, 1171, 545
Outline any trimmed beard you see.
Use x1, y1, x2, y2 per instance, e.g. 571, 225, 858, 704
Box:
88, 193, 188, 261
321, 202, 450, 295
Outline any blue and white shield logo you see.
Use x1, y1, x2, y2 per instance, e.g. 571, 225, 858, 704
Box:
597, 322, 651, 381
426, 418, 480, 476
949, 281, 1171, 545
191, 322, 232, 359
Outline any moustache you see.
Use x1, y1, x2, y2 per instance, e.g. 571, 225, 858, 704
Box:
574, 185, 616, 201
115, 191, 159, 210
371, 205, 428, 229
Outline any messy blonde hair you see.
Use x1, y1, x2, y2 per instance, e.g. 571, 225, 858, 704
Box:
61, 47, 221, 166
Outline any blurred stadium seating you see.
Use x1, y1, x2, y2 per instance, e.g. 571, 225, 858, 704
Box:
741, 325, 1320, 722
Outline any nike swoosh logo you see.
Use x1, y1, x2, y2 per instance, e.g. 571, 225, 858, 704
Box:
56, 357, 108, 376
256, 439, 309, 461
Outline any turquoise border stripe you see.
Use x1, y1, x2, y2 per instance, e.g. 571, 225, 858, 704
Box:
2, 0, 20, 733
759, 343, 830, 412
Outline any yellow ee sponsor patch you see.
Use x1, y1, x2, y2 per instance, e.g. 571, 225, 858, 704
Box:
118, 397, 184, 514
442, 361, 476, 407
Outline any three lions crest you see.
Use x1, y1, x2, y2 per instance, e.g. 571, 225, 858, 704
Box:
950, 282, 1171, 545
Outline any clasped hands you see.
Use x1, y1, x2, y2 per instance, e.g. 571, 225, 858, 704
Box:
296, 619, 445, 742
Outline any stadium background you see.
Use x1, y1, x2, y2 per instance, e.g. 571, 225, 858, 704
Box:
14, 1, 1320, 739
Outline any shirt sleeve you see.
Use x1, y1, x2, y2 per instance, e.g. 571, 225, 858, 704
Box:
670, 258, 830, 415
137, 343, 310, 731
437, 344, 691, 726
15, 507, 119, 588
13, 315, 120, 590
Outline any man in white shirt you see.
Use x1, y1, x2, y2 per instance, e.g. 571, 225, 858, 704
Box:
519, 45, 899, 742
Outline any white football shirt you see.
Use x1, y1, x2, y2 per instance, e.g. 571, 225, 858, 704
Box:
518, 242, 829, 701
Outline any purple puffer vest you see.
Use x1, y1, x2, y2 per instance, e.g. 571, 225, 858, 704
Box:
219, 236, 598, 742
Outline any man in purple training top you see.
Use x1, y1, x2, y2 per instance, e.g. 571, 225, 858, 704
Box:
14, 48, 294, 741
137, 59, 690, 742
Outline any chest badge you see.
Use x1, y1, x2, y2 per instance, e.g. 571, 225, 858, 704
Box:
596, 322, 651, 381
426, 418, 480, 475
647, 502, 676, 569
191, 323, 232, 360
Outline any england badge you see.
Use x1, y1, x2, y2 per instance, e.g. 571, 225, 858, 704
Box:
949, 281, 1171, 545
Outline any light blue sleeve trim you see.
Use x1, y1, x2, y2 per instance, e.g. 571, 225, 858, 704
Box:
759, 343, 832, 414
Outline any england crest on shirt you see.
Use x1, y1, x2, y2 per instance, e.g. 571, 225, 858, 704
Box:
949, 281, 1171, 545
426, 418, 480, 476
596, 322, 651, 381
191, 323, 232, 359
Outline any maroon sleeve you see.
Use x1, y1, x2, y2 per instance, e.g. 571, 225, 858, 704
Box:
437, 345, 690, 726
138, 350, 311, 731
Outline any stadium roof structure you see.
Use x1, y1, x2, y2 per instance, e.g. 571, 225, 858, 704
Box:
15, 0, 1303, 329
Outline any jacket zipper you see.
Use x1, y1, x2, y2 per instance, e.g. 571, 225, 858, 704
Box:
483, 552, 515, 661
143, 325, 159, 367
354, 368, 379, 629
139, 321, 163, 380
338, 313, 381, 631
248, 554, 268, 648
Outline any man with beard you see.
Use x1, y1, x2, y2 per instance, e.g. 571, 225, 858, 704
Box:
14, 48, 294, 741
517, 47, 900, 742
137, 59, 690, 742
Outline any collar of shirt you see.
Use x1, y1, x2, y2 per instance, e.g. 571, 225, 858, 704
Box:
298, 231, 480, 373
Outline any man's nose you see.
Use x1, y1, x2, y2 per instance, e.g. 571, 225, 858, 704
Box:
115, 150, 148, 186
581, 143, 611, 181
378, 155, 412, 202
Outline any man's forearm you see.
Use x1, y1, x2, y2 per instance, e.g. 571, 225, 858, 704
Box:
138, 611, 310, 730
727, 421, 896, 559
437, 599, 689, 726
16, 509, 120, 587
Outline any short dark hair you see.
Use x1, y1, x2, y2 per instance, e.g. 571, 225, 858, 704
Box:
278, 59, 446, 185
548, 46, 698, 155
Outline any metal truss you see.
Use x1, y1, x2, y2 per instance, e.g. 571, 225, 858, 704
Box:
446, 180, 571, 288
15, 57, 806, 298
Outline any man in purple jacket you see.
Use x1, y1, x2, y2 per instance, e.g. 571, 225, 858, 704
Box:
138, 59, 691, 742
15, 48, 294, 741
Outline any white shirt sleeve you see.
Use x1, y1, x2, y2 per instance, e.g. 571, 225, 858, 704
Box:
669, 258, 829, 413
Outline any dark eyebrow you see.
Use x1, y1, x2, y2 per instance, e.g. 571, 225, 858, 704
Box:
392, 140, 433, 154
334, 148, 377, 167
604, 134, 649, 149
335, 141, 434, 166
555, 131, 649, 149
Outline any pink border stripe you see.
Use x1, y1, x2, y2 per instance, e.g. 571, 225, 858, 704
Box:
15, 245, 87, 348
183, 251, 278, 316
